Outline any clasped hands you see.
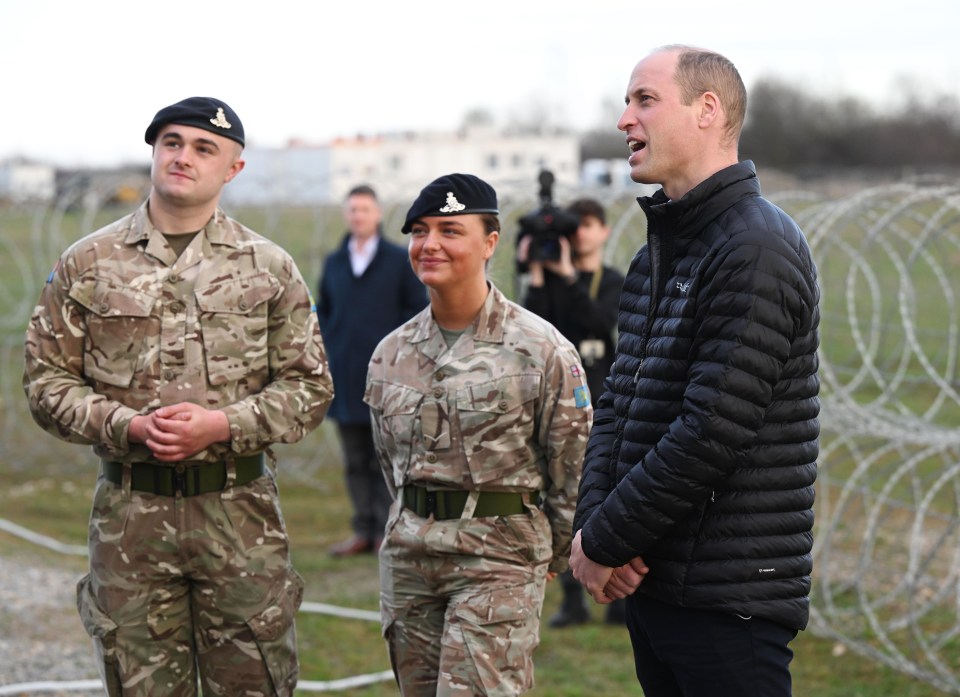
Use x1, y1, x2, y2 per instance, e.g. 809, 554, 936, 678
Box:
569, 529, 648, 604
128, 402, 230, 462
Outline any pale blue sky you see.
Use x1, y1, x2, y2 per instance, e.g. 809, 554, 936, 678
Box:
2, 0, 957, 167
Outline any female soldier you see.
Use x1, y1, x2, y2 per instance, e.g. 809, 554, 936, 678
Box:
365, 173, 593, 696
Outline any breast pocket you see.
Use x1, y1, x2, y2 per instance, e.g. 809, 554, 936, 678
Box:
365, 381, 424, 487
69, 278, 157, 388
196, 273, 277, 386
456, 374, 540, 485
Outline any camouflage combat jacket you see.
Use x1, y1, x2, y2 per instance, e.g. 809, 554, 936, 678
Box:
23, 201, 333, 462
365, 283, 592, 570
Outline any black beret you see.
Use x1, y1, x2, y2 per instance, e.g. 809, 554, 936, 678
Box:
144, 97, 244, 147
402, 173, 499, 233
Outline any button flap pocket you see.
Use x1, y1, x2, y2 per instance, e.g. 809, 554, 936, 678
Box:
70, 278, 156, 317
196, 272, 278, 314
456, 374, 540, 414
375, 382, 424, 417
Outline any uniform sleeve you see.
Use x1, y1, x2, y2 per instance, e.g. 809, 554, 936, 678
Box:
219, 256, 334, 452
538, 340, 593, 573
364, 347, 397, 498
23, 254, 140, 454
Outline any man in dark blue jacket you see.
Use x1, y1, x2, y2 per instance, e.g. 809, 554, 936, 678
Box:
318, 185, 428, 556
570, 46, 820, 697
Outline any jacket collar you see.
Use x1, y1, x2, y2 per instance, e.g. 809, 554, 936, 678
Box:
638, 160, 761, 238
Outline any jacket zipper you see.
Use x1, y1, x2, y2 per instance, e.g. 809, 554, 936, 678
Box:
696, 490, 716, 533
634, 229, 664, 386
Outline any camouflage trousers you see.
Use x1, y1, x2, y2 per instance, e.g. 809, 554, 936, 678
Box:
379, 503, 553, 697
76, 467, 304, 697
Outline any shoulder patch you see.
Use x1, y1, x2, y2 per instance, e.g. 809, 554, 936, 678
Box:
574, 385, 590, 408
46, 260, 61, 284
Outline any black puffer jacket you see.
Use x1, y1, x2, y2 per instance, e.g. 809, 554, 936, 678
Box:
573, 161, 820, 631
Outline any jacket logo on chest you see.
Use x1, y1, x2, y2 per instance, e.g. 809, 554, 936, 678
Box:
676, 280, 692, 294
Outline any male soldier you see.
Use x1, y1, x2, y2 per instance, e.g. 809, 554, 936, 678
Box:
23, 97, 333, 697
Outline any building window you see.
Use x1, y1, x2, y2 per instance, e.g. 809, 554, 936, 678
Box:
512, 154, 523, 168
389, 155, 403, 171
487, 154, 498, 169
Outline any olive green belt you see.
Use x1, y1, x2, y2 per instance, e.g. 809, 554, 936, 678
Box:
101, 454, 265, 497
402, 484, 539, 520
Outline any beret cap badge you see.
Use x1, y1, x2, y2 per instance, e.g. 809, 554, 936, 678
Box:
402, 173, 499, 233
439, 193, 466, 213
209, 107, 232, 130
144, 96, 245, 147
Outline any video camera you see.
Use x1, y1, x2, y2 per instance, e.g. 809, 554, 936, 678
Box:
516, 170, 580, 271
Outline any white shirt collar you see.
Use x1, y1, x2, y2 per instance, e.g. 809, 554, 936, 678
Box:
348, 234, 379, 276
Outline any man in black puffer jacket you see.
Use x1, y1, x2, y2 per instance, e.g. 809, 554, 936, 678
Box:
569, 45, 820, 697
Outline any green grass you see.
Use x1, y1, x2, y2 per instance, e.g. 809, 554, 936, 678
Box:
0, 442, 951, 696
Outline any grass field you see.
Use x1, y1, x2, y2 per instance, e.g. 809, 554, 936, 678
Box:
2, 185, 959, 695
0, 432, 950, 696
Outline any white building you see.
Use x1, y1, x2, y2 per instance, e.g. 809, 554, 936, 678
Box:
0, 159, 55, 202
223, 125, 580, 207
581, 158, 660, 196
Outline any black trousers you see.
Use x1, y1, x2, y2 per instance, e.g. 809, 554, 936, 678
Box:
337, 421, 392, 541
625, 592, 798, 697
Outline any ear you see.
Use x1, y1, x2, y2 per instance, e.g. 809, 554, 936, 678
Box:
698, 91, 722, 130
224, 157, 246, 184
483, 230, 500, 259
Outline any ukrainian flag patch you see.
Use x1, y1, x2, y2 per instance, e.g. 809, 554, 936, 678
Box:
574, 385, 590, 408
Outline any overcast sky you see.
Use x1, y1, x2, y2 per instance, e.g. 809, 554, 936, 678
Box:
2, 0, 957, 167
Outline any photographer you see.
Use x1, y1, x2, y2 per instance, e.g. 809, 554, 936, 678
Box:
518, 196, 626, 628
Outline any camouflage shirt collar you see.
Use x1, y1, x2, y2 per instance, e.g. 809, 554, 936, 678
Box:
472, 282, 507, 343
121, 201, 151, 244
411, 282, 507, 345
202, 208, 240, 247
124, 202, 238, 248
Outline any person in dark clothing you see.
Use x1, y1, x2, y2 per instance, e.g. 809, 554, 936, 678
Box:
318, 185, 428, 556
519, 198, 626, 628
570, 45, 820, 697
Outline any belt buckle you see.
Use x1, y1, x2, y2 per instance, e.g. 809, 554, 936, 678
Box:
173, 464, 186, 497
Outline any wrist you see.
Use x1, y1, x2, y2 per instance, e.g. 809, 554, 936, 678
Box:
128, 414, 146, 444
213, 410, 231, 443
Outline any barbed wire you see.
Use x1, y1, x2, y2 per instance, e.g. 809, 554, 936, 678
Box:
2, 176, 960, 692
788, 181, 960, 693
